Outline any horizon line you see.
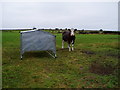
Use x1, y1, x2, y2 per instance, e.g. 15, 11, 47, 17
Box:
0, 28, 118, 31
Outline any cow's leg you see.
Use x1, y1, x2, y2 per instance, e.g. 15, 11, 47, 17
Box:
72, 40, 74, 51
68, 44, 71, 51
62, 40, 64, 49
72, 44, 74, 51
68, 45, 69, 48
68, 43, 71, 51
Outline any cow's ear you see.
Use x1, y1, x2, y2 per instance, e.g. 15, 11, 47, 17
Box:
68, 29, 71, 31
74, 29, 77, 31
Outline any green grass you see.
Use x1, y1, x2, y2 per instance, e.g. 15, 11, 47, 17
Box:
2, 31, 119, 88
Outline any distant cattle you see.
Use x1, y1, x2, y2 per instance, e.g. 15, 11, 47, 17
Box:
62, 28, 76, 51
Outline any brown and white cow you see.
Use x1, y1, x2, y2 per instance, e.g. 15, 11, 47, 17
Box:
62, 28, 76, 51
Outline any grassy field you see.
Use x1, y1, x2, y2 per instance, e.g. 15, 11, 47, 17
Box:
2, 31, 119, 88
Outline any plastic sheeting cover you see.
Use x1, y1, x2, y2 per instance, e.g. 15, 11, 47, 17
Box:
20, 30, 56, 55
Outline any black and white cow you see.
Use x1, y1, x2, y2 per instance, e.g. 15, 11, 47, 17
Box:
62, 28, 76, 51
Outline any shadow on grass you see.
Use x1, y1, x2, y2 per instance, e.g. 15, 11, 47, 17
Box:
23, 51, 52, 59
57, 48, 78, 52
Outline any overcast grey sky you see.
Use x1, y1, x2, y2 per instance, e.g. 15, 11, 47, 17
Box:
1, 2, 118, 30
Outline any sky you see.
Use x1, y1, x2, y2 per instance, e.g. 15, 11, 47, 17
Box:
0, 1, 119, 31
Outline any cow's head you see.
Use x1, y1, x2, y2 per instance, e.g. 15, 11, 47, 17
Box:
68, 28, 77, 36
33, 27, 37, 30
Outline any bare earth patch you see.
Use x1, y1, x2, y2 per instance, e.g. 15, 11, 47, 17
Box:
89, 61, 115, 75
81, 50, 95, 55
